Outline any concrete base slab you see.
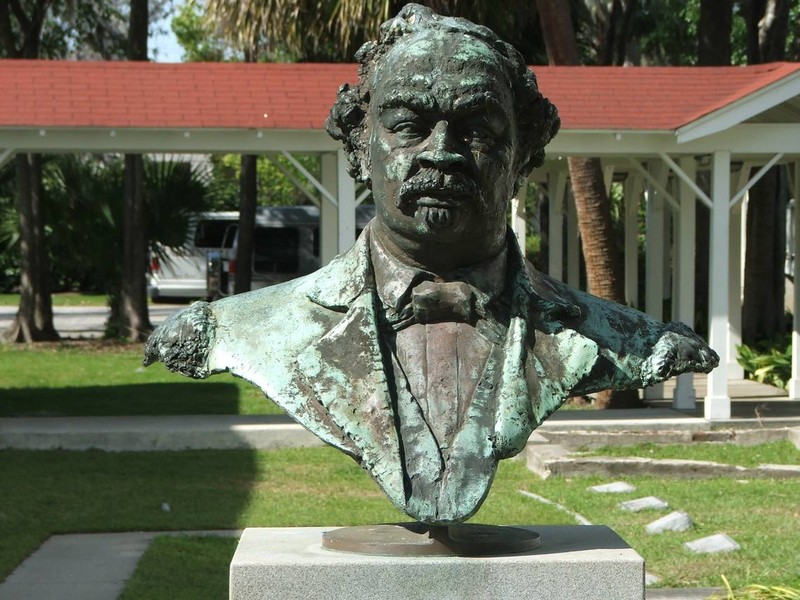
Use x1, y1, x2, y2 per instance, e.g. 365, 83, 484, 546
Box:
230, 526, 645, 600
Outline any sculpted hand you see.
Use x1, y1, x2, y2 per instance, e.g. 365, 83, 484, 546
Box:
143, 301, 216, 379
641, 321, 720, 387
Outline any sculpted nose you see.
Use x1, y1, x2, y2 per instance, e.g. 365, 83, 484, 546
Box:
417, 121, 466, 170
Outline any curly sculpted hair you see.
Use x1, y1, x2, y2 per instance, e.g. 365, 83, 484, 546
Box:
324, 3, 560, 191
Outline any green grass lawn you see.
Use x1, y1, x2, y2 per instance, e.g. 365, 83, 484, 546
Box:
582, 441, 800, 467
0, 292, 108, 307
0, 343, 280, 416
3, 445, 797, 597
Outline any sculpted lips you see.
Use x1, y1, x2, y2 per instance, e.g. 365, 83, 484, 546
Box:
397, 170, 482, 210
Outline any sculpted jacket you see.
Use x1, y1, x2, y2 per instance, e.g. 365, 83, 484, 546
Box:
145, 224, 717, 524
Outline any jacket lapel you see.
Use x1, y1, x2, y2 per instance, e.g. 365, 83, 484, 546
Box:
493, 236, 599, 457
295, 226, 407, 509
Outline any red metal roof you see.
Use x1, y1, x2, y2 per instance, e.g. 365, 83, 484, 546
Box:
2, 59, 799, 132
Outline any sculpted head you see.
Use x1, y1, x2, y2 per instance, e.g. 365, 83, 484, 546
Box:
326, 3, 560, 271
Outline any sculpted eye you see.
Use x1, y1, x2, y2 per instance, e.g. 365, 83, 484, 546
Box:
392, 121, 427, 139
462, 125, 495, 147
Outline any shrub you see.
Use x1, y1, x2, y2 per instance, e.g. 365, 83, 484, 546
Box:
736, 334, 792, 390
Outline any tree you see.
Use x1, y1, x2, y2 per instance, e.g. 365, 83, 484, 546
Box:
0, 0, 59, 342
109, 0, 152, 340
741, 0, 792, 344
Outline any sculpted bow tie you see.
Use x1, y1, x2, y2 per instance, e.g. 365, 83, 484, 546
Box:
410, 280, 477, 324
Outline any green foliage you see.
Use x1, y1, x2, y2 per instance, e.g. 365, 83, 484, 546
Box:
737, 335, 792, 390
171, 1, 234, 62
712, 575, 800, 599
206, 154, 322, 210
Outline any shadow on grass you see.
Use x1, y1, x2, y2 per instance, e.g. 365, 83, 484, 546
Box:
0, 382, 242, 417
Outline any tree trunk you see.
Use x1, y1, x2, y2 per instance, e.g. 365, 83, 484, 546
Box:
3, 154, 59, 342
536, 0, 640, 408
740, 0, 790, 345
1, 0, 59, 342
234, 154, 258, 294
108, 0, 151, 340
697, 0, 732, 65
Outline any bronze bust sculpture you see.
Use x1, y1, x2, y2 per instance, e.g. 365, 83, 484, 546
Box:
145, 4, 717, 528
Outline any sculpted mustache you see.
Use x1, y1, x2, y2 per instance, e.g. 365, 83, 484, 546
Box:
397, 171, 482, 208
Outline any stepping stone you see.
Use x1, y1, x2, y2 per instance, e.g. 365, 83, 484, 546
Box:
619, 496, 669, 512
588, 481, 636, 493
645, 572, 661, 586
646, 511, 693, 534
684, 533, 740, 554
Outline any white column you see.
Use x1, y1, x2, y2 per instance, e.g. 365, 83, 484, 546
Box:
566, 189, 580, 289
320, 153, 339, 265
727, 200, 744, 379
624, 175, 641, 308
548, 171, 567, 281
673, 157, 697, 409
790, 161, 800, 398
705, 150, 731, 421
644, 162, 667, 401
511, 177, 528, 255
337, 149, 356, 254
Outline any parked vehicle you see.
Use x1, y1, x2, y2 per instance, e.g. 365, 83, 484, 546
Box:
150, 206, 375, 302
207, 204, 375, 299
148, 211, 238, 302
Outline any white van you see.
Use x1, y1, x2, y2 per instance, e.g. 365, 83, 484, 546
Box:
148, 211, 238, 301
208, 204, 375, 298
149, 205, 375, 301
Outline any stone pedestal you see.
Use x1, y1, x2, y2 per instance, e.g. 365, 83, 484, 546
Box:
230, 526, 645, 600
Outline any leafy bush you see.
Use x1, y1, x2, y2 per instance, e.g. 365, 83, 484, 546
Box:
737, 334, 792, 390
711, 575, 800, 599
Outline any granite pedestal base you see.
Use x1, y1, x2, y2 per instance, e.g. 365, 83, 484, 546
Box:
230, 525, 645, 600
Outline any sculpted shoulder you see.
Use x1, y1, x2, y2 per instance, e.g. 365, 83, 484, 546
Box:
143, 272, 329, 380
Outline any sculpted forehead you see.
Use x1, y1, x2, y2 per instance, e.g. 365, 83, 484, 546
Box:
373, 32, 511, 108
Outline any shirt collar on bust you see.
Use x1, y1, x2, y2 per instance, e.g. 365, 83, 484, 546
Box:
369, 233, 508, 313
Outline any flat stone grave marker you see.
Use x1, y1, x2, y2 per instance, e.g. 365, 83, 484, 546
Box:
588, 481, 636, 493
620, 496, 669, 512
684, 533, 740, 554
646, 511, 693, 534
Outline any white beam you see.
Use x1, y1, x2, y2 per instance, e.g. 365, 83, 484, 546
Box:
548, 170, 567, 281
658, 152, 713, 209
790, 160, 800, 399
729, 153, 784, 208
644, 161, 668, 401
264, 154, 320, 207
0, 148, 13, 170
728, 201, 744, 379
673, 157, 697, 409
603, 164, 615, 195
628, 158, 681, 212
337, 149, 356, 253
320, 153, 339, 265
706, 150, 732, 420
566, 188, 580, 289
281, 151, 337, 206
511, 178, 528, 256
624, 175, 641, 308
